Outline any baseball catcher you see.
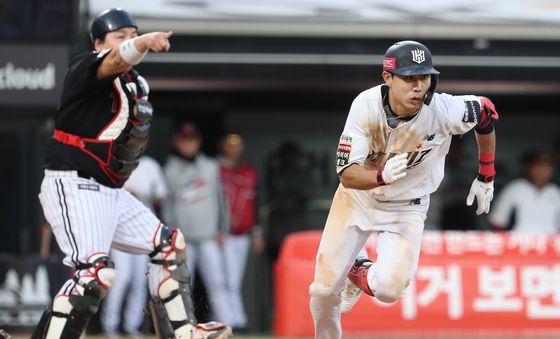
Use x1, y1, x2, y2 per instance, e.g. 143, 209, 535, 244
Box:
32, 8, 231, 339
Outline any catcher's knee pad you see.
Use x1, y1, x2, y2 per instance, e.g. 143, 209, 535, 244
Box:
31, 253, 116, 339
149, 224, 197, 338
150, 223, 187, 271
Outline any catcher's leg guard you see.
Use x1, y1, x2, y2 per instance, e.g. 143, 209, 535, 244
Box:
31, 253, 116, 339
148, 225, 231, 339
149, 225, 196, 338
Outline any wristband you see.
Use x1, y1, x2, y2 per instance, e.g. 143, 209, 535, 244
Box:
477, 174, 495, 183
478, 152, 495, 182
119, 38, 147, 65
376, 169, 387, 186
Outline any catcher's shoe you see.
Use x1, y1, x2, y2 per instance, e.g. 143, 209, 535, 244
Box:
193, 322, 232, 339
341, 259, 374, 314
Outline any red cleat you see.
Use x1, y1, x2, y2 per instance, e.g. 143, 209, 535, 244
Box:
341, 259, 374, 314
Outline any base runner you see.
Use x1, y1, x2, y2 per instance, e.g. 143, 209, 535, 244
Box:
309, 40, 499, 339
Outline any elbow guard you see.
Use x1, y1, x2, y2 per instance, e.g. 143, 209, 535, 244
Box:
475, 96, 499, 134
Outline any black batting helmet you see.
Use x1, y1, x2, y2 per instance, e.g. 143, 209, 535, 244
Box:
90, 8, 137, 43
383, 40, 439, 105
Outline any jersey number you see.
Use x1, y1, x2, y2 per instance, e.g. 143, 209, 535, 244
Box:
406, 149, 432, 168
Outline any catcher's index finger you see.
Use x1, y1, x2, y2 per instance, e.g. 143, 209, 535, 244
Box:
165, 31, 173, 39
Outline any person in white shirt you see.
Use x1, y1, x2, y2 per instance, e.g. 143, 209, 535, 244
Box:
490, 150, 560, 233
163, 122, 233, 326
309, 40, 500, 339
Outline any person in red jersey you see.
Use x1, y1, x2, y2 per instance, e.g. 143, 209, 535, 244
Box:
219, 131, 263, 332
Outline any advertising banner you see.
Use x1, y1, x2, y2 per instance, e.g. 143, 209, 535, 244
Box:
274, 231, 560, 337
0, 45, 68, 107
0, 254, 70, 331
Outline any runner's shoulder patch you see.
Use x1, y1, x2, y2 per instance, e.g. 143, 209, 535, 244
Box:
462, 100, 481, 124
337, 143, 352, 166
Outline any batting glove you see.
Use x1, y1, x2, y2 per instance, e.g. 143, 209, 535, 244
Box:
466, 178, 494, 215
377, 153, 408, 185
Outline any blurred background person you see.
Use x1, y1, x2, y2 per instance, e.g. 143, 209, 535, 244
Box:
219, 130, 263, 333
101, 154, 168, 337
553, 137, 560, 185
432, 136, 479, 231
264, 141, 314, 261
163, 122, 234, 325
489, 149, 560, 233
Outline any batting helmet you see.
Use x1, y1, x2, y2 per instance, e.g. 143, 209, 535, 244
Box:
90, 8, 137, 43
383, 40, 439, 105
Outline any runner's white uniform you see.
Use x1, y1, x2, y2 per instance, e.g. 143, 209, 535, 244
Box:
310, 84, 482, 338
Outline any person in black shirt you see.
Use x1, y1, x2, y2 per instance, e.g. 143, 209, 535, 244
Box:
33, 8, 231, 339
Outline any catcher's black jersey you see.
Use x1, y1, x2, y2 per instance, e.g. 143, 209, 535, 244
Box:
53, 50, 117, 136
45, 50, 145, 187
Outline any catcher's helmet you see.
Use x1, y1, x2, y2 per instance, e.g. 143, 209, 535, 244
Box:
383, 40, 439, 105
90, 8, 137, 43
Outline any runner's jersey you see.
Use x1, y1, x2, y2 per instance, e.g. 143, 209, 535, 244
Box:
45, 49, 149, 187
336, 84, 481, 201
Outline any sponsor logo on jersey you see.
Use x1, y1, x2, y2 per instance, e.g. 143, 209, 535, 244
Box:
340, 134, 353, 143
463, 100, 480, 124
383, 57, 396, 70
336, 143, 352, 166
424, 133, 435, 141
411, 49, 426, 64
78, 183, 100, 191
408, 198, 421, 205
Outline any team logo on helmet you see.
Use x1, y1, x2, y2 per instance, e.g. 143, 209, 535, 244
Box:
383, 57, 396, 70
411, 49, 425, 64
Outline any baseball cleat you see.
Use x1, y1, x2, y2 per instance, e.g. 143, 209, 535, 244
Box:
340, 277, 362, 314
193, 322, 232, 339
341, 259, 375, 314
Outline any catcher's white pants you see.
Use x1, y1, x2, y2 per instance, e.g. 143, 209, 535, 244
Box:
224, 233, 251, 328
309, 186, 428, 339
186, 239, 235, 325
102, 249, 149, 334
39, 170, 173, 300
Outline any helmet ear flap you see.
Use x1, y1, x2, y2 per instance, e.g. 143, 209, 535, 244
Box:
424, 74, 439, 105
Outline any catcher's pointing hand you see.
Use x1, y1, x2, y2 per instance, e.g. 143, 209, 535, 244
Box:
466, 178, 494, 215
141, 31, 173, 52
